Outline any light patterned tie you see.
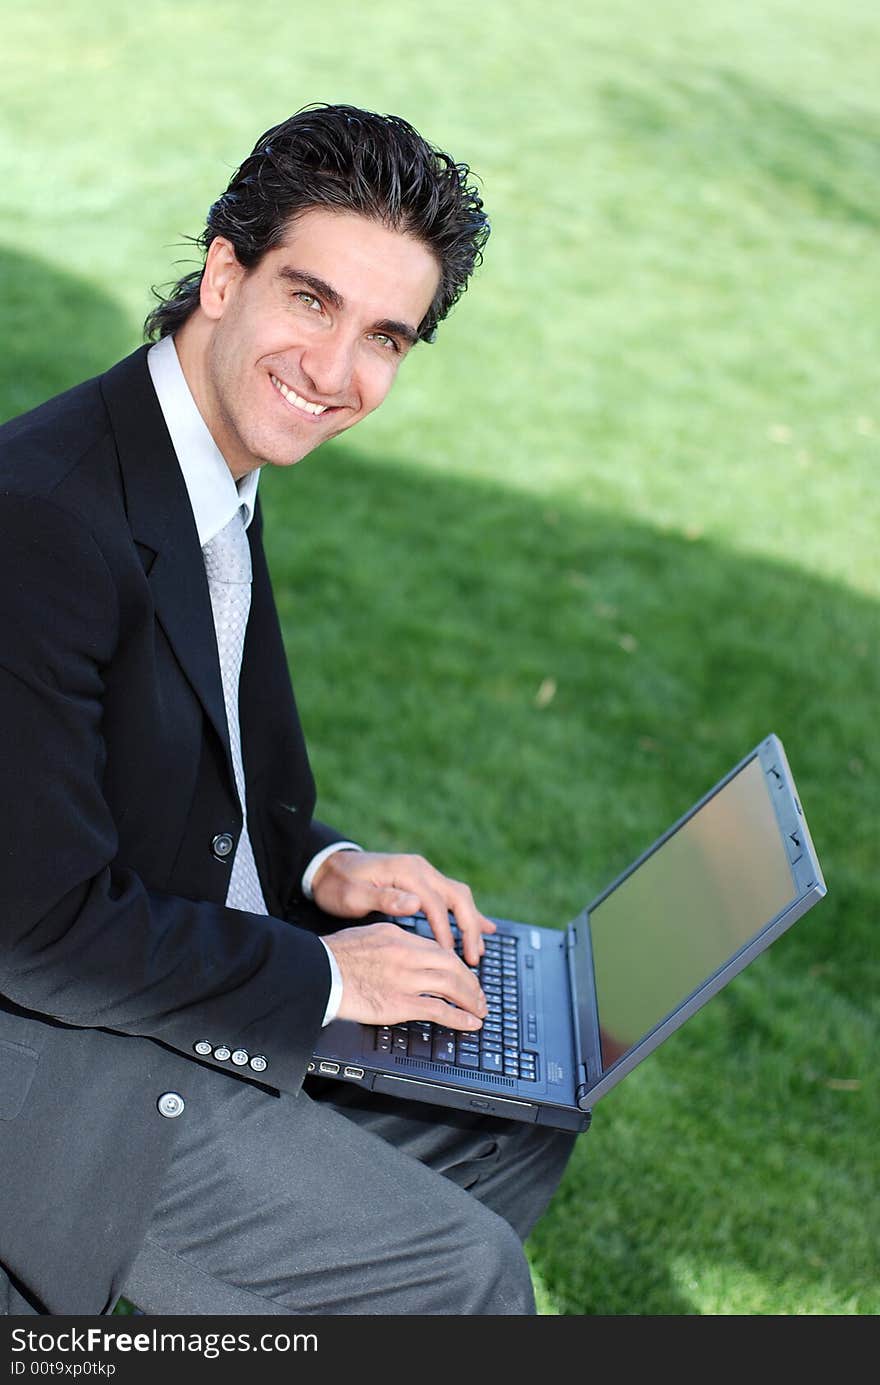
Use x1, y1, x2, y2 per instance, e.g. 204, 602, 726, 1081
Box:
202, 508, 268, 914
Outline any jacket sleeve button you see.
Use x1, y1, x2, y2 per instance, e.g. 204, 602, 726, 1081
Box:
212, 833, 235, 860
230, 1049, 249, 1066
194, 1041, 213, 1056
249, 1055, 268, 1073
213, 1045, 232, 1061
157, 1092, 185, 1118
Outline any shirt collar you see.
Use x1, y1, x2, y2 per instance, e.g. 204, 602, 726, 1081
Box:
147, 333, 261, 547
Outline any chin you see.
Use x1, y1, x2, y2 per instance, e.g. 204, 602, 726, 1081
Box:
246, 431, 315, 471
263, 453, 308, 471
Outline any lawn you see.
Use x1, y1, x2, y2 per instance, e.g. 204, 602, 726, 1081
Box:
1, 0, 877, 1316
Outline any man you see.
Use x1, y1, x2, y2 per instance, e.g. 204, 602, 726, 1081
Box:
0, 104, 574, 1316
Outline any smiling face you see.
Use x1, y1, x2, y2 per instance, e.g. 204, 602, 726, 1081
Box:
176, 208, 442, 479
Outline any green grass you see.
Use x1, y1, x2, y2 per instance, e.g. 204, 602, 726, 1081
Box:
2, 0, 878, 1317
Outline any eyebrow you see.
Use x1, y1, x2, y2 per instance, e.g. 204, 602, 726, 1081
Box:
277, 266, 420, 347
373, 318, 420, 348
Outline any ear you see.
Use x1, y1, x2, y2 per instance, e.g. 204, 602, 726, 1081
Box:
199, 237, 245, 321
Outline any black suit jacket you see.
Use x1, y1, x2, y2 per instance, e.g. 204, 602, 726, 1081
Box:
0, 347, 344, 1314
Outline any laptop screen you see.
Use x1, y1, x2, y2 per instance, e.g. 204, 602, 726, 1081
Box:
589, 754, 798, 1072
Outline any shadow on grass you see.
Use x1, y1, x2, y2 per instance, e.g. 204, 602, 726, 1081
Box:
261, 444, 878, 1314
0, 244, 135, 422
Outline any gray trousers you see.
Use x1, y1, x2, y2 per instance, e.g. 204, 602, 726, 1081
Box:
121, 1064, 576, 1316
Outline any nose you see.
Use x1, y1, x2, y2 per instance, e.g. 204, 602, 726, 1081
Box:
299, 329, 355, 400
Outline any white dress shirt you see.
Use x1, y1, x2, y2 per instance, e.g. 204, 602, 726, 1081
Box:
147, 333, 353, 1024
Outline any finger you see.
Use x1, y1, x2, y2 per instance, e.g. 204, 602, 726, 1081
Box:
393, 928, 486, 1016
445, 880, 494, 967
417, 885, 488, 1003
417, 886, 457, 953
418, 944, 487, 1018
411, 994, 484, 1031
372, 885, 421, 916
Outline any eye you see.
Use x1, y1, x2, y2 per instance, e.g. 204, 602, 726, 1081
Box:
367, 332, 400, 354
293, 291, 322, 312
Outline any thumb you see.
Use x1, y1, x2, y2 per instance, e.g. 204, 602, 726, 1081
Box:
374, 886, 421, 916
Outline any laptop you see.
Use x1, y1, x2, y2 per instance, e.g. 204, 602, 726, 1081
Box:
310, 733, 827, 1131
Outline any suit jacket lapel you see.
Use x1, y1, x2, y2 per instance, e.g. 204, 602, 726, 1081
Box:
99, 347, 233, 768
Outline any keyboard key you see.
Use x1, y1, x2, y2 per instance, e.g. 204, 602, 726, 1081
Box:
481, 1051, 503, 1073
407, 1027, 433, 1059
432, 1033, 456, 1063
520, 1052, 538, 1081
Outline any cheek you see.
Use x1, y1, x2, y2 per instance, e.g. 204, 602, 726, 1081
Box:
357, 356, 400, 412
212, 308, 254, 382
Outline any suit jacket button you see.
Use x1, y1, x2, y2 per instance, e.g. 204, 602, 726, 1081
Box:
230, 1049, 249, 1066
213, 1045, 232, 1061
157, 1092, 185, 1119
249, 1055, 268, 1073
194, 1041, 213, 1056
212, 832, 235, 859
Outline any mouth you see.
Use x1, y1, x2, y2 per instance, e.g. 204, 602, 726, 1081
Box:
269, 374, 335, 418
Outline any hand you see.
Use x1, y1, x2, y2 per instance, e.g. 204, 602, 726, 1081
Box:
324, 920, 488, 1029
310, 849, 496, 967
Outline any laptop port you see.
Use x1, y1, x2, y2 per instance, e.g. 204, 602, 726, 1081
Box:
318, 1061, 340, 1074
343, 1065, 365, 1080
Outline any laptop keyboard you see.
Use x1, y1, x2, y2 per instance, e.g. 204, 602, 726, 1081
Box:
372, 931, 539, 1081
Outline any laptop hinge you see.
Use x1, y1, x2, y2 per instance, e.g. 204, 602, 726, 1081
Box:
565, 920, 590, 1100
576, 1064, 591, 1109
567, 910, 604, 1098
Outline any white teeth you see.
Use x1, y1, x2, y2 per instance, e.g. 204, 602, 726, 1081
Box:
270, 375, 328, 415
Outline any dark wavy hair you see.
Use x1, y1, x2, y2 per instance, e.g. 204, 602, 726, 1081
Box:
144, 103, 490, 344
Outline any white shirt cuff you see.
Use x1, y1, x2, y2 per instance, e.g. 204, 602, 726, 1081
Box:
319, 938, 344, 1027
301, 841, 363, 900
